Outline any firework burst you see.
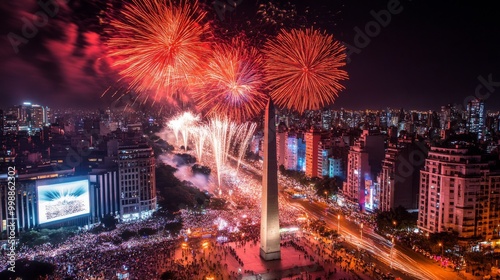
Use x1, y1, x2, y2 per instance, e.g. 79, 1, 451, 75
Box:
194, 39, 268, 123
263, 28, 348, 113
107, 0, 210, 102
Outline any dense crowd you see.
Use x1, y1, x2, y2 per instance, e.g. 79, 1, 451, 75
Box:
1, 146, 392, 279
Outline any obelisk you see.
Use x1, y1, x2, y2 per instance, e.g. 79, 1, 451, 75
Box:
260, 99, 281, 260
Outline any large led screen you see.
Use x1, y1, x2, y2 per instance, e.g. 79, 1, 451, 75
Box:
37, 179, 90, 224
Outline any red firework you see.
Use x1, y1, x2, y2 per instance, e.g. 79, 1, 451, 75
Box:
106, 0, 210, 102
263, 28, 348, 113
194, 38, 268, 122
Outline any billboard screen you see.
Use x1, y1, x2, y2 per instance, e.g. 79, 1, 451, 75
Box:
37, 179, 90, 224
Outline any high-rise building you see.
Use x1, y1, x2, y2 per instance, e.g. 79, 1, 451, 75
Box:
0, 109, 3, 140
418, 146, 500, 240
345, 130, 385, 211
276, 129, 287, 168
328, 157, 343, 178
378, 139, 425, 212
466, 98, 485, 140
319, 148, 330, 177
321, 109, 332, 131
440, 105, 450, 131
283, 131, 302, 171
305, 129, 321, 178
7, 102, 51, 133
89, 168, 120, 222
297, 136, 306, 172
117, 144, 156, 220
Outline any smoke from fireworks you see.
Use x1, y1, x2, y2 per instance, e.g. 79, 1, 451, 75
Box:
106, 0, 210, 102
194, 39, 267, 123
263, 28, 348, 113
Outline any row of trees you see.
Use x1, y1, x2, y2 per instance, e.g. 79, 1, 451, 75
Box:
19, 227, 78, 248
278, 165, 343, 198
156, 163, 210, 213
374, 206, 417, 235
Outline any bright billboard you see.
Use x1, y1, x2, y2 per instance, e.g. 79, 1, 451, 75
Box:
37, 179, 90, 224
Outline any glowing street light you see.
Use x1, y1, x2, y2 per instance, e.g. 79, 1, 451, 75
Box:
439, 242, 444, 256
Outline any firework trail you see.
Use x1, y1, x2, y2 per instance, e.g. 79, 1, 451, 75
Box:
179, 112, 200, 151
263, 28, 348, 113
192, 125, 208, 162
167, 112, 200, 150
167, 118, 182, 147
235, 122, 257, 173
206, 116, 237, 187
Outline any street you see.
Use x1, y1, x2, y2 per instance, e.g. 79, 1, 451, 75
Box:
287, 197, 464, 280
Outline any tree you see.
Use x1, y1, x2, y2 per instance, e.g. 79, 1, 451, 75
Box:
120, 229, 137, 241
138, 227, 157, 236
375, 206, 417, 235
314, 176, 341, 197
156, 163, 210, 211
164, 222, 183, 236
101, 214, 117, 229
192, 164, 211, 176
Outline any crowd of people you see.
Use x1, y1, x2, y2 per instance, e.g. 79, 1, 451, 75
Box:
1, 143, 409, 279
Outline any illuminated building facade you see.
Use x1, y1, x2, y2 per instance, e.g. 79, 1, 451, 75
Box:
466, 98, 485, 140
418, 146, 500, 240
328, 158, 343, 179
7, 102, 51, 133
305, 129, 321, 178
345, 130, 384, 211
0, 165, 78, 231
378, 140, 425, 212
89, 168, 120, 222
117, 144, 157, 220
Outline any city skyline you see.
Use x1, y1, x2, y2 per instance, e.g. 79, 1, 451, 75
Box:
2, 1, 500, 279
1, 0, 499, 110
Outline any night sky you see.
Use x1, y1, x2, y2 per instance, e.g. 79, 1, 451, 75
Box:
1, 0, 499, 110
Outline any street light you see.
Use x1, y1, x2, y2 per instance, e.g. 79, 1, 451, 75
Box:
439, 242, 444, 256
324, 191, 328, 201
